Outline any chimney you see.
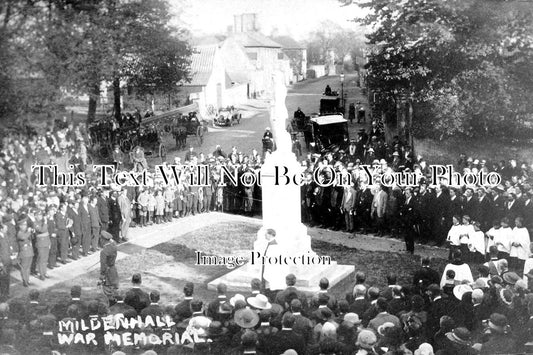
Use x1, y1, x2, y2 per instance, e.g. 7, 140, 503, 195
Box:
233, 13, 258, 33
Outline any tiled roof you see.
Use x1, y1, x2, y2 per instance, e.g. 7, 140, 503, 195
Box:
185, 45, 217, 86
270, 36, 305, 49
232, 32, 282, 48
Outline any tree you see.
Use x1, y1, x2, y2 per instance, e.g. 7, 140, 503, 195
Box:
47, 0, 191, 123
349, 0, 533, 140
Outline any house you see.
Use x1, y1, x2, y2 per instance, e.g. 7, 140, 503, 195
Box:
270, 36, 308, 83
181, 43, 248, 117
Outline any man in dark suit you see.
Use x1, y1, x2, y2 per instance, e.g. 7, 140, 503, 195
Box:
78, 194, 92, 256
449, 188, 463, 221
462, 187, 478, 222
140, 291, 164, 320
477, 187, 492, 231
426, 284, 452, 340
207, 283, 228, 319
348, 284, 370, 317
275, 274, 308, 312
0, 223, 12, 300
310, 277, 337, 311
434, 185, 451, 245
108, 191, 122, 242
288, 299, 313, 345
490, 186, 506, 223
174, 282, 194, 322
88, 195, 101, 251
380, 274, 399, 301
505, 193, 523, 227
412, 257, 441, 294
417, 183, 435, 243
345, 271, 368, 304
362, 287, 381, 327
368, 297, 400, 333
108, 290, 136, 317
67, 285, 87, 319
400, 187, 417, 254
268, 313, 305, 355
97, 190, 110, 232
67, 200, 81, 260
388, 286, 408, 317
124, 273, 150, 313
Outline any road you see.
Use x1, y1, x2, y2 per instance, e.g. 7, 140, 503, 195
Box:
147, 74, 368, 165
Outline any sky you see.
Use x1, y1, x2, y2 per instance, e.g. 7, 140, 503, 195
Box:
170, 0, 367, 41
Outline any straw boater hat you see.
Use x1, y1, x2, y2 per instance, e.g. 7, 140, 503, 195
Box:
234, 308, 259, 329
343, 313, 361, 325
247, 294, 272, 310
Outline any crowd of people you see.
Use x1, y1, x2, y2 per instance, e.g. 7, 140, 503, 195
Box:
1, 112, 533, 353
0, 258, 530, 354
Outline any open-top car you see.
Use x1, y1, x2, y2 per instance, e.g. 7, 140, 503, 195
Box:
214, 107, 241, 127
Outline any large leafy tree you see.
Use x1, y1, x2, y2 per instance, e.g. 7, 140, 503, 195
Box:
1, 0, 191, 125
351, 0, 533, 139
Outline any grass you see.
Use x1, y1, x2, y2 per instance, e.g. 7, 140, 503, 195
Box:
25, 221, 454, 309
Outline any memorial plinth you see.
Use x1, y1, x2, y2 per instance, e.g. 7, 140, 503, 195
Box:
208, 72, 354, 293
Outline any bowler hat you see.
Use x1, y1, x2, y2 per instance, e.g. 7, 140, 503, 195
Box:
446, 327, 471, 345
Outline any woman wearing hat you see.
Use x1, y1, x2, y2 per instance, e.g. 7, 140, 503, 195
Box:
16, 218, 34, 287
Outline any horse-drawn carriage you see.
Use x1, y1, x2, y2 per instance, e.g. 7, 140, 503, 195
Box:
213, 106, 241, 127
87, 115, 167, 163
171, 111, 208, 149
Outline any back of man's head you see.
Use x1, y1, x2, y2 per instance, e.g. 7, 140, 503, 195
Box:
386, 274, 397, 285
286, 274, 296, 287
446, 270, 456, 280
29, 290, 39, 301
489, 245, 499, 257
241, 330, 258, 348
355, 271, 366, 284
70, 285, 82, 298
190, 300, 203, 313
368, 287, 380, 300
150, 291, 160, 303
376, 297, 388, 313
421, 257, 431, 266
251, 278, 261, 291
282, 312, 296, 328
290, 299, 302, 313
132, 273, 142, 285
184, 282, 194, 297
216, 283, 227, 295
319, 278, 329, 290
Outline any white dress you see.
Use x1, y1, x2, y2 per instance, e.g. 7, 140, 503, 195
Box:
510, 227, 530, 260
440, 263, 474, 287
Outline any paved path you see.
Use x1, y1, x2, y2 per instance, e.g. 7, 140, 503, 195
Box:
11, 212, 447, 290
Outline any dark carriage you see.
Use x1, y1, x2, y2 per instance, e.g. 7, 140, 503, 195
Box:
320, 94, 344, 116
172, 111, 208, 149
309, 115, 349, 152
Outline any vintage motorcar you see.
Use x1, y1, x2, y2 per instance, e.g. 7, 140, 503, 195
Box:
310, 115, 349, 152
214, 107, 241, 126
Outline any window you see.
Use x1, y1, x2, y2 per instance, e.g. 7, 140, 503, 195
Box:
247, 52, 258, 60
278, 52, 284, 60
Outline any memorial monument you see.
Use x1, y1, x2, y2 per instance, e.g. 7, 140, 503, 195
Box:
208, 72, 354, 292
